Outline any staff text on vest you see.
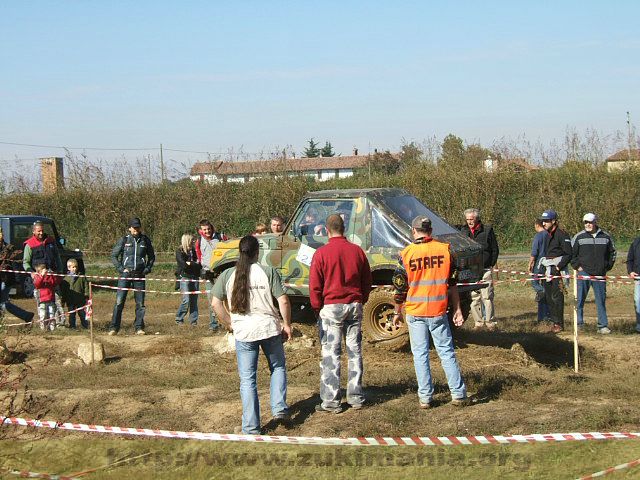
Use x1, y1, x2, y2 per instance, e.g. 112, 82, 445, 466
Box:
409, 255, 445, 271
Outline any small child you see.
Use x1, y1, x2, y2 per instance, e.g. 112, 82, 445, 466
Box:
32, 263, 61, 331
253, 222, 267, 236
61, 259, 89, 329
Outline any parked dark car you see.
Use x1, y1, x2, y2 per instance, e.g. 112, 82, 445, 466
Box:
0, 215, 84, 297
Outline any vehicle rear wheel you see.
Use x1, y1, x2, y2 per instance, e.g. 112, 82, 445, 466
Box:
20, 274, 35, 299
362, 287, 409, 350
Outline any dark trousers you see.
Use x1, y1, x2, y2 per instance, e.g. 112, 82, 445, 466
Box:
68, 306, 88, 329
109, 278, 145, 331
544, 270, 564, 327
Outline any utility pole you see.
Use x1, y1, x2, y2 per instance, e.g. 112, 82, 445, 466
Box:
160, 143, 165, 182
627, 111, 633, 160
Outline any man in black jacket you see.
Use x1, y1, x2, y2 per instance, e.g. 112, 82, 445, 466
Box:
626, 230, 640, 334
539, 210, 572, 333
108, 218, 155, 335
571, 213, 616, 334
460, 208, 499, 330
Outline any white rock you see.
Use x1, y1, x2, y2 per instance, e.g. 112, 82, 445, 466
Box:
213, 332, 236, 354
77, 342, 105, 365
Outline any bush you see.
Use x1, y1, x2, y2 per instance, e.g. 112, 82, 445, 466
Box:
2, 163, 639, 252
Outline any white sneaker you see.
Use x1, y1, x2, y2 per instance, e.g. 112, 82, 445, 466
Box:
108, 330, 117, 336
598, 327, 611, 335
135, 330, 146, 336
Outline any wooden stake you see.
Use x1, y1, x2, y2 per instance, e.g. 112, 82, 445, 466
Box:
89, 281, 95, 366
573, 270, 579, 373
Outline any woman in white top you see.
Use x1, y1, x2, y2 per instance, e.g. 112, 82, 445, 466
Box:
211, 235, 292, 435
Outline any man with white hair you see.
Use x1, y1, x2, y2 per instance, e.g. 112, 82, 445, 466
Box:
571, 213, 616, 334
460, 208, 499, 330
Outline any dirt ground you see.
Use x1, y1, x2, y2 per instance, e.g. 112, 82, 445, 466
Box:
2, 261, 639, 443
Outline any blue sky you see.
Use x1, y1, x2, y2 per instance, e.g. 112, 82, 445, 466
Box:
1, 1, 639, 172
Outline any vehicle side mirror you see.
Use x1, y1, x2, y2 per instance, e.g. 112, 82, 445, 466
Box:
58, 237, 66, 246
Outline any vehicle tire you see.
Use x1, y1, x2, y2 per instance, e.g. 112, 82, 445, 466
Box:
362, 287, 409, 350
20, 274, 35, 299
459, 291, 472, 322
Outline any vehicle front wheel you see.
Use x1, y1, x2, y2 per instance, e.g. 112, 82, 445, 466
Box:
362, 287, 409, 350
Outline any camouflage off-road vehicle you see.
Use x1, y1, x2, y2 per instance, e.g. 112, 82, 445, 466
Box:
210, 188, 483, 348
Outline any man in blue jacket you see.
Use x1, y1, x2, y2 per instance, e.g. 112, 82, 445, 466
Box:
108, 218, 155, 335
571, 213, 616, 334
627, 230, 640, 334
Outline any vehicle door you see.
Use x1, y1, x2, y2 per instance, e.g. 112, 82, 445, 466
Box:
280, 198, 357, 295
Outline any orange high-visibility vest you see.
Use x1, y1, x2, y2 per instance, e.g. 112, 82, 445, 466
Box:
400, 239, 451, 317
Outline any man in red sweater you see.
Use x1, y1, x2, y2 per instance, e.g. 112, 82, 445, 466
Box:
309, 214, 372, 413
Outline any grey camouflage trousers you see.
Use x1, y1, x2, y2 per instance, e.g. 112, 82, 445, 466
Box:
318, 302, 365, 409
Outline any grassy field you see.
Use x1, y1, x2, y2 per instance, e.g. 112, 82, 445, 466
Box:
1, 259, 639, 479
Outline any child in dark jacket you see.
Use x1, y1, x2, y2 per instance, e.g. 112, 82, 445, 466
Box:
175, 233, 202, 326
32, 263, 62, 331
61, 259, 89, 329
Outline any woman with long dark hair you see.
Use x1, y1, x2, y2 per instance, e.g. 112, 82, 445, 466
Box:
211, 235, 292, 434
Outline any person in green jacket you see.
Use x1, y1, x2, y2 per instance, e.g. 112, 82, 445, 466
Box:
60, 258, 89, 329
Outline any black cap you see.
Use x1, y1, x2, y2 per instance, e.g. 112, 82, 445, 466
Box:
129, 217, 142, 228
411, 215, 432, 230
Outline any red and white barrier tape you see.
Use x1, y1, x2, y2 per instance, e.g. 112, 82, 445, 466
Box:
2, 469, 77, 480
492, 268, 638, 284
2, 416, 640, 447
577, 457, 640, 479
2, 303, 91, 328
91, 283, 204, 295
0, 268, 203, 284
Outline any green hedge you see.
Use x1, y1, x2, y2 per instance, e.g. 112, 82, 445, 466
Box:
3, 163, 639, 252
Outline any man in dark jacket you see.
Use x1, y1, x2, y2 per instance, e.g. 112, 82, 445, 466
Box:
23, 221, 65, 326
108, 217, 155, 335
460, 208, 499, 330
626, 230, 640, 334
539, 210, 572, 333
571, 213, 616, 334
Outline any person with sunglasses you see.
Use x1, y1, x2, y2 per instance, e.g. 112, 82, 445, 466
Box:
571, 213, 616, 334
539, 210, 572, 333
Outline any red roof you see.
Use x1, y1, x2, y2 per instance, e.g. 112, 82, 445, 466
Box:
190, 155, 379, 176
606, 148, 640, 162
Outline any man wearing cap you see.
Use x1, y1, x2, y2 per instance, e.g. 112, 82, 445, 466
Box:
459, 208, 499, 330
625, 230, 640, 334
108, 218, 155, 335
571, 213, 616, 334
539, 210, 572, 333
393, 216, 470, 409
310, 214, 372, 413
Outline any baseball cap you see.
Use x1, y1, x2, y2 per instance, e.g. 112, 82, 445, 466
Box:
129, 217, 142, 228
582, 213, 597, 223
539, 210, 557, 221
411, 215, 432, 230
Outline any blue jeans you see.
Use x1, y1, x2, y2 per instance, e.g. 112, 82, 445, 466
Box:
406, 313, 467, 403
576, 278, 608, 328
531, 265, 550, 321
0, 281, 34, 321
175, 277, 198, 325
109, 277, 145, 332
634, 280, 640, 332
235, 334, 288, 434
204, 278, 218, 330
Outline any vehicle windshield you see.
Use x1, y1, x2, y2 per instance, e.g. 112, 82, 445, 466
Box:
380, 195, 458, 235
12, 221, 57, 247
